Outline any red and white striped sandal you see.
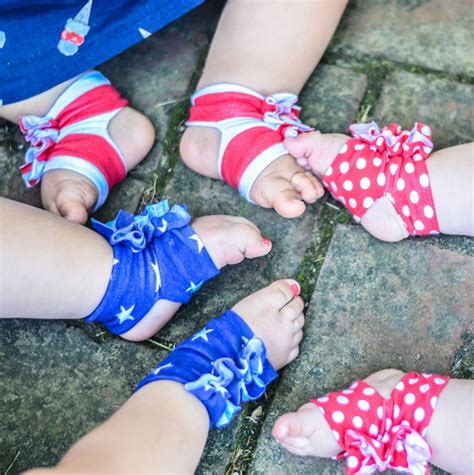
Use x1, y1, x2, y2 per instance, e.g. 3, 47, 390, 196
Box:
19, 70, 129, 211
186, 83, 313, 202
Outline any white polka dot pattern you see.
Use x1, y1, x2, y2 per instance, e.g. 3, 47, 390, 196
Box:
320, 121, 440, 236
310, 372, 449, 475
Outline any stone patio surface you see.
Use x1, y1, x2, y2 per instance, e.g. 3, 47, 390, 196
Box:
1, 1, 472, 473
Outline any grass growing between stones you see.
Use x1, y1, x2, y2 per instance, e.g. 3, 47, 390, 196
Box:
322, 51, 474, 126
3, 450, 20, 475
139, 46, 209, 211
138, 99, 191, 211
296, 198, 353, 303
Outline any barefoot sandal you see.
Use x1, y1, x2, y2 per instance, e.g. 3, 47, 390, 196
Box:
323, 122, 440, 236
19, 71, 129, 211
136, 310, 277, 427
186, 83, 313, 202
312, 372, 450, 474
84, 200, 219, 335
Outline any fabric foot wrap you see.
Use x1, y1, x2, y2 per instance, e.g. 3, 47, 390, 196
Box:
136, 310, 277, 427
19, 70, 129, 210
186, 83, 313, 202
312, 372, 449, 474
84, 200, 219, 335
323, 122, 440, 236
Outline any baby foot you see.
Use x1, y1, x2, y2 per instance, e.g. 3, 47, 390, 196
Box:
41, 107, 155, 224
285, 132, 411, 242
284, 131, 349, 180
121, 215, 274, 341
272, 369, 404, 457
180, 127, 324, 219
232, 279, 305, 370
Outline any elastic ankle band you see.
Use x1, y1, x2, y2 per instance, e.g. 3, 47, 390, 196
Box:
136, 310, 277, 428
84, 200, 219, 335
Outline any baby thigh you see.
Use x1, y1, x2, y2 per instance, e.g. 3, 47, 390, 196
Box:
360, 196, 408, 242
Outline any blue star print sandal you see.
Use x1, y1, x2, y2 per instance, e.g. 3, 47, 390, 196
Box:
84, 200, 220, 335
136, 309, 278, 427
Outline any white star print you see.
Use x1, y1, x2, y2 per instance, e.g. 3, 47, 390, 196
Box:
191, 328, 214, 342
138, 27, 152, 39
186, 281, 203, 293
150, 260, 161, 293
113, 258, 120, 266
158, 219, 167, 233
189, 234, 204, 252
115, 304, 135, 324
152, 363, 173, 375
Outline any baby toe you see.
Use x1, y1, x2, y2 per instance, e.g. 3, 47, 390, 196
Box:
273, 411, 307, 441
272, 186, 306, 218
41, 170, 97, 224
236, 222, 272, 259
281, 296, 305, 321
291, 171, 324, 203
57, 199, 89, 224
264, 280, 300, 309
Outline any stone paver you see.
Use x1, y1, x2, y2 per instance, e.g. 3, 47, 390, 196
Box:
299, 65, 367, 132
251, 225, 473, 474
373, 70, 474, 148
99, 1, 223, 180
329, 0, 474, 77
0, 320, 165, 473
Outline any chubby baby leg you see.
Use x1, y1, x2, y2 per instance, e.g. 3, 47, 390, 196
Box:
427, 143, 474, 236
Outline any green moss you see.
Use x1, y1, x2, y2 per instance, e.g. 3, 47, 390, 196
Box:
296, 198, 353, 303
139, 48, 210, 210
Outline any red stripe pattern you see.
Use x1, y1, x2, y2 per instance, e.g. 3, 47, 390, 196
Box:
187, 88, 311, 196
19, 83, 128, 191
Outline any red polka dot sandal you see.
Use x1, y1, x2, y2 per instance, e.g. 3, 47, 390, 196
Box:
186, 83, 313, 202
323, 122, 440, 236
312, 372, 450, 474
19, 71, 129, 211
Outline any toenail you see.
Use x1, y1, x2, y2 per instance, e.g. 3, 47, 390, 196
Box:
290, 282, 300, 296
262, 238, 272, 246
